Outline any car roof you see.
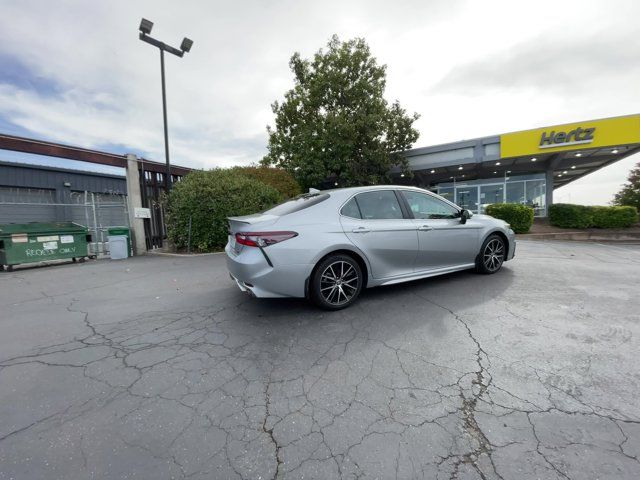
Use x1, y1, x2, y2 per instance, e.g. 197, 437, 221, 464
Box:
316, 185, 432, 198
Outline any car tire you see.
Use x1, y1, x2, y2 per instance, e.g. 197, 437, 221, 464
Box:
476, 234, 506, 275
311, 254, 363, 310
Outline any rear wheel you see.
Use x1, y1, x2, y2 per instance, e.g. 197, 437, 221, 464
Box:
476, 234, 506, 274
311, 254, 363, 310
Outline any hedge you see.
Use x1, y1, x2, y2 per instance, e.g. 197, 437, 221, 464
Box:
485, 203, 534, 233
549, 204, 638, 229
591, 205, 638, 228
230, 166, 301, 200
548, 204, 593, 228
166, 169, 281, 252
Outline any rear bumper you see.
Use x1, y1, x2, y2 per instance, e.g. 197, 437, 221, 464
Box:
229, 273, 256, 297
225, 243, 312, 298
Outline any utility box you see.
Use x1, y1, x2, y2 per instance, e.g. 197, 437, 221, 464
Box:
0, 222, 90, 271
107, 226, 132, 257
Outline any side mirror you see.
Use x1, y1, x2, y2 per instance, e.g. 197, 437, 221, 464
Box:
459, 209, 472, 224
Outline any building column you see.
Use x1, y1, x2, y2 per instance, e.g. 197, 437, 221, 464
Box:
544, 155, 561, 217
544, 168, 554, 217
125, 154, 147, 255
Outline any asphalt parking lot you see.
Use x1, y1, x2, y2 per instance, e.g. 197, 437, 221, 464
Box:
1, 241, 639, 480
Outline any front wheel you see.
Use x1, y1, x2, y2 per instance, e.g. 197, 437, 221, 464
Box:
476, 234, 506, 274
311, 254, 363, 310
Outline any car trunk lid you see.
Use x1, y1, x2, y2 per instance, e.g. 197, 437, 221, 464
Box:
227, 214, 280, 254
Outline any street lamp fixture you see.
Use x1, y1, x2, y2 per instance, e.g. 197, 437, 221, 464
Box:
138, 18, 193, 190
180, 37, 194, 53
139, 18, 153, 35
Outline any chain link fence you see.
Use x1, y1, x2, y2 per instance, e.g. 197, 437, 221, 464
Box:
0, 188, 130, 256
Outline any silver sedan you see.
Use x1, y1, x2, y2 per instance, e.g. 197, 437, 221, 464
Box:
226, 186, 515, 309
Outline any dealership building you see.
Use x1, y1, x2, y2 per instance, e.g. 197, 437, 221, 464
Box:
394, 113, 640, 217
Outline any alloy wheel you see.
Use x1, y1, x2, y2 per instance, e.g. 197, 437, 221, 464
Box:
483, 238, 505, 272
319, 260, 360, 306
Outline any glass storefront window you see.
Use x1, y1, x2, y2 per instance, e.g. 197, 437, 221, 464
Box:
525, 179, 546, 216
438, 187, 454, 203
455, 186, 478, 212
434, 174, 546, 216
479, 184, 504, 214
506, 181, 525, 204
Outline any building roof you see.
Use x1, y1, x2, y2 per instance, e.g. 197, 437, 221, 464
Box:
397, 113, 640, 189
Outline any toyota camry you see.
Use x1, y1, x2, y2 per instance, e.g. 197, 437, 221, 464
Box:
226, 186, 515, 309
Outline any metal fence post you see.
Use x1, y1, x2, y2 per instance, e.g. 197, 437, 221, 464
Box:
91, 193, 99, 254
187, 215, 192, 254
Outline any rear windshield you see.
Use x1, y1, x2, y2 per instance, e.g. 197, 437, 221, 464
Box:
263, 193, 330, 216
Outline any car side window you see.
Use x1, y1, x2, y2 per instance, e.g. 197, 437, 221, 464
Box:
402, 191, 459, 219
340, 198, 362, 218
354, 191, 403, 220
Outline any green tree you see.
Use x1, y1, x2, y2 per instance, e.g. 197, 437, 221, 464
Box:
613, 161, 640, 211
261, 35, 419, 189
230, 165, 301, 200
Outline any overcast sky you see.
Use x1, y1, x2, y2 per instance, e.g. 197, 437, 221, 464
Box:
0, 0, 638, 204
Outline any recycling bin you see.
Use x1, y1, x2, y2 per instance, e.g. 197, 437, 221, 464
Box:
0, 222, 90, 271
107, 226, 132, 257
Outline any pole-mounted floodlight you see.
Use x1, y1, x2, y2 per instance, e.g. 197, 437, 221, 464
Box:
180, 38, 193, 53
139, 18, 153, 35
138, 18, 193, 190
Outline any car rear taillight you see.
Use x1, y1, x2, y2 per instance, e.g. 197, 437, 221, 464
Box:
235, 231, 298, 247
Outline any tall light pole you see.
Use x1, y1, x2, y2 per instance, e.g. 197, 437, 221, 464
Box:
138, 18, 193, 190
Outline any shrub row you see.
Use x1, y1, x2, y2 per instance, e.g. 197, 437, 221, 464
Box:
166, 169, 284, 252
549, 204, 639, 229
485, 203, 535, 233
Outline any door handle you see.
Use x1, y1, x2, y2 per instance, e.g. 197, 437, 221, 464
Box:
417, 225, 433, 231
352, 227, 371, 233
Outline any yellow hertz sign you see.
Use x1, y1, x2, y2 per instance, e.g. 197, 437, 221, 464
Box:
500, 114, 640, 158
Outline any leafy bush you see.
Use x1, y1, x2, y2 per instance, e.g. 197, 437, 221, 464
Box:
591, 205, 638, 228
549, 204, 638, 229
485, 203, 534, 233
166, 169, 280, 252
231, 166, 301, 200
548, 203, 593, 229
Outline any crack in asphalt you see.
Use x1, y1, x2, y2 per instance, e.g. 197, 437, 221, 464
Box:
411, 292, 504, 480
1, 250, 640, 479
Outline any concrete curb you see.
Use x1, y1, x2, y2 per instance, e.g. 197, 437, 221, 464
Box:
146, 250, 225, 257
518, 231, 640, 242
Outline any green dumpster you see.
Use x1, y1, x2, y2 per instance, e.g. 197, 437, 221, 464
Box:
107, 227, 132, 257
0, 222, 90, 271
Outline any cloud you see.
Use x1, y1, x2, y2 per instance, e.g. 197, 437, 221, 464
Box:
0, 0, 638, 204
431, 29, 640, 97
0, 0, 460, 170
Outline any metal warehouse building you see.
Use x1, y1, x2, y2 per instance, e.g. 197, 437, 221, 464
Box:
393, 113, 640, 216
0, 161, 127, 224
0, 134, 192, 254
